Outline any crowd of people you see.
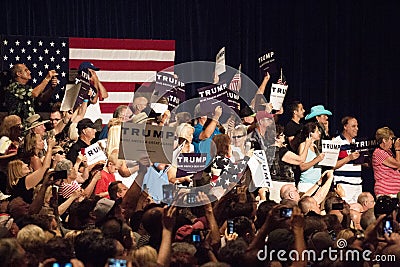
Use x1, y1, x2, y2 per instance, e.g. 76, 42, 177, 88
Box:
0, 62, 400, 267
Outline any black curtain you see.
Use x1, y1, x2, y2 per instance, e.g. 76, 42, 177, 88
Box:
1, 0, 399, 137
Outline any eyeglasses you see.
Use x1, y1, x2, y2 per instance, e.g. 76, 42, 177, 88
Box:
232, 135, 245, 139
52, 151, 65, 155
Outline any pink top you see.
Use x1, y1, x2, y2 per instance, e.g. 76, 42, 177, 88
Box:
372, 148, 400, 195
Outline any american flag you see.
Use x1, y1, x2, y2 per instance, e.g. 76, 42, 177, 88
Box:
228, 66, 241, 92
0, 35, 69, 106
210, 156, 249, 189
1, 35, 175, 123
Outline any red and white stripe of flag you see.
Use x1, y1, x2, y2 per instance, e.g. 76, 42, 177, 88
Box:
69, 37, 175, 123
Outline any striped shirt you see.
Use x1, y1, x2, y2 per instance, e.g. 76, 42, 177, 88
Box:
333, 135, 362, 185
59, 180, 81, 199
372, 148, 400, 195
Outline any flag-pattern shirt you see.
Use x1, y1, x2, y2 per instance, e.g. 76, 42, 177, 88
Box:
210, 155, 250, 188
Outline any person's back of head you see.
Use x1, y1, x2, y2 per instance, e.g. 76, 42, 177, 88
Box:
141, 207, 163, 249
43, 237, 74, 264
141, 207, 163, 236
17, 224, 46, 266
280, 184, 300, 202
324, 195, 343, 213
131, 245, 158, 267
0, 238, 27, 267
299, 196, 320, 214
255, 200, 277, 230
171, 242, 197, 267
68, 197, 99, 230
232, 216, 255, 243
101, 217, 134, 251
16, 224, 46, 253
218, 238, 248, 267
74, 230, 116, 267
303, 216, 327, 241
360, 208, 376, 231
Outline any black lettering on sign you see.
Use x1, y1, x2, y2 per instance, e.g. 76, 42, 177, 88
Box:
322, 143, 341, 150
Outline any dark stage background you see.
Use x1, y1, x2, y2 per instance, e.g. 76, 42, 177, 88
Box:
1, 0, 399, 139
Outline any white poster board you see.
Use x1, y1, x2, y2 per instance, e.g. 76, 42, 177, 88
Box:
119, 123, 175, 163
84, 143, 108, 166
270, 83, 288, 110
319, 140, 341, 167
60, 83, 80, 111
248, 150, 272, 188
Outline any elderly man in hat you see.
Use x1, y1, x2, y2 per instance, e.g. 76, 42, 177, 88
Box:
66, 118, 98, 164
25, 113, 71, 151
305, 105, 332, 151
5, 63, 58, 120
77, 62, 109, 122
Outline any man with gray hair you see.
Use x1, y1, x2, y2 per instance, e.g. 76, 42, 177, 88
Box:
5, 63, 57, 120
55, 159, 101, 200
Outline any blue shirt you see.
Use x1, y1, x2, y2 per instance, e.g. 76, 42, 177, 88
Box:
193, 123, 221, 165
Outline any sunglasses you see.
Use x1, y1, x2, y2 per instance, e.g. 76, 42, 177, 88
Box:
52, 151, 65, 155
232, 135, 245, 139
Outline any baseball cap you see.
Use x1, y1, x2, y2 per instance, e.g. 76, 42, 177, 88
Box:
77, 118, 96, 135
78, 62, 100, 71
94, 198, 115, 222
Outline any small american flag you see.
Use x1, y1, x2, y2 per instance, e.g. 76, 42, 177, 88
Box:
228, 65, 241, 92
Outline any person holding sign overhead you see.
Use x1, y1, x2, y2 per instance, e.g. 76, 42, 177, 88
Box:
192, 104, 222, 165
333, 116, 361, 204
78, 62, 109, 121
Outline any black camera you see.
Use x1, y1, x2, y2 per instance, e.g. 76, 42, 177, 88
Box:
374, 196, 398, 217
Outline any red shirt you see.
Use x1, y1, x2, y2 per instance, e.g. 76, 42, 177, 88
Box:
95, 170, 116, 198
372, 148, 400, 195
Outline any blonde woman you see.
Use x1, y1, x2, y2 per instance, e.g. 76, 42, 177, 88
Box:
7, 138, 55, 203
168, 123, 195, 184
231, 124, 249, 162
24, 132, 45, 171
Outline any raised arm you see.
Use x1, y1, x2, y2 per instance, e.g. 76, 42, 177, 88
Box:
53, 110, 72, 135
198, 106, 222, 140
121, 158, 150, 220
89, 69, 109, 100
25, 138, 56, 189
282, 139, 313, 166
31, 70, 58, 98
157, 205, 176, 267
298, 143, 325, 171
303, 170, 334, 205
